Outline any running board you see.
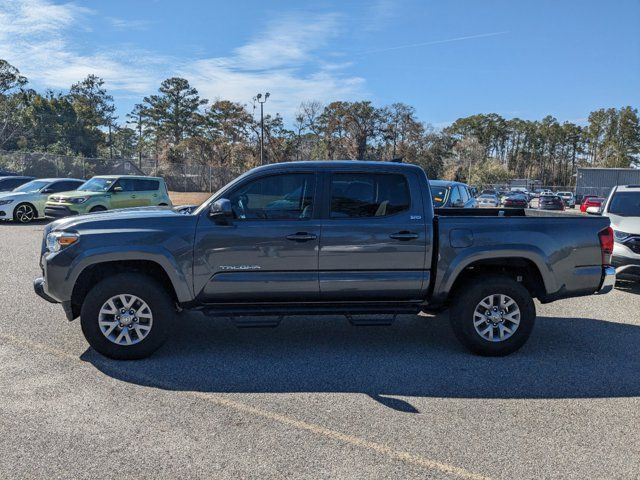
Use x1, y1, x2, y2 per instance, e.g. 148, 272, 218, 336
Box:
198, 302, 421, 318
346, 314, 397, 326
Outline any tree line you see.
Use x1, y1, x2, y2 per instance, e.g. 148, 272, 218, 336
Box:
1, 59, 638, 186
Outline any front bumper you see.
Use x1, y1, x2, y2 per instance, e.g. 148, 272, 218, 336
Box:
597, 266, 616, 294
33, 277, 57, 303
44, 205, 78, 218
34, 277, 76, 320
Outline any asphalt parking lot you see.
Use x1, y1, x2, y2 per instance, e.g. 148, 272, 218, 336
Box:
1, 221, 639, 479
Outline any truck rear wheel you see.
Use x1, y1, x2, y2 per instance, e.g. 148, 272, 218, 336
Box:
80, 273, 174, 359
449, 275, 536, 356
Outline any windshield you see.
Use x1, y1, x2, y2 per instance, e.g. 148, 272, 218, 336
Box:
608, 192, 640, 216
78, 177, 116, 192
430, 185, 449, 207
479, 194, 496, 200
13, 180, 49, 193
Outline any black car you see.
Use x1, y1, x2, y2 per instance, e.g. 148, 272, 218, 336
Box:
538, 194, 565, 211
0, 176, 35, 192
503, 194, 529, 208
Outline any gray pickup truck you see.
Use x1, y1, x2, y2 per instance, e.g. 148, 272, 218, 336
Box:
34, 161, 616, 359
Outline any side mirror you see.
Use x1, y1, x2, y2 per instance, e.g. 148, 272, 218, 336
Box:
209, 198, 233, 221
41, 188, 53, 194
452, 199, 464, 207
113, 186, 123, 192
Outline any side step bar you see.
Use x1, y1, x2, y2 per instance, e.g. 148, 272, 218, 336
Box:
198, 302, 421, 318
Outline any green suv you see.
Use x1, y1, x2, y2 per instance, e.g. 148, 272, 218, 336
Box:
44, 175, 172, 218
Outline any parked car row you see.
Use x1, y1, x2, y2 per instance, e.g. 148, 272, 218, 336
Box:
0, 175, 172, 223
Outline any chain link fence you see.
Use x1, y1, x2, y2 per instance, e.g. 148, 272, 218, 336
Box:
0, 150, 241, 192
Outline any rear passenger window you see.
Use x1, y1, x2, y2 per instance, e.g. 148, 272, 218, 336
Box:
114, 178, 136, 192
134, 179, 160, 191
330, 173, 410, 218
5, 178, 25, 189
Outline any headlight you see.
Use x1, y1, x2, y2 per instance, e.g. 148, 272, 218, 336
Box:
613, 230, 631, 243
46, 232, 79, 252
0, 199, 14, 205
69, 197, 90, 204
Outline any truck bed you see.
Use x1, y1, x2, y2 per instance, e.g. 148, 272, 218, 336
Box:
434, 207, 574, 217
430, 208, 610, 304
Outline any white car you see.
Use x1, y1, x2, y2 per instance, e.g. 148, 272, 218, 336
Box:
0, 178, 84, 223
477, 193, 499, 207
601, 185, 640, 279
556, 191, 575, 208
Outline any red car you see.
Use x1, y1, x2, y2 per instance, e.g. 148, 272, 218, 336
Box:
580, 196, 605, 213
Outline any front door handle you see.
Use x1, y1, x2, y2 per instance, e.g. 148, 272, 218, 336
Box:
286, 232, 317, 242
131, 195, 136, 198
389, 231, 419, 241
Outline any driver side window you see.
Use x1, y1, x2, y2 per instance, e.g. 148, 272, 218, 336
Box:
228, 173, 315, 220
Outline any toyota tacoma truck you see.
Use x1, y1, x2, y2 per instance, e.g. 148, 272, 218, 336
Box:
34, 161, 616, 359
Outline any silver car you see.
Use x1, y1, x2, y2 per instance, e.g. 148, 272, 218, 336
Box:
477, 194, 499, 207
557, 191, 575, 208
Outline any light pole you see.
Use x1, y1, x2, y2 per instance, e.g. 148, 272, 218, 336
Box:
254, 92, 270, 165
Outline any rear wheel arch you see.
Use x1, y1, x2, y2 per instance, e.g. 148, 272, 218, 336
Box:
447, 257, 547, 302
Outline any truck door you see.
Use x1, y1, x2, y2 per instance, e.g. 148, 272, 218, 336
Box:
318, 171, 430, 301
193, 172, 320, 302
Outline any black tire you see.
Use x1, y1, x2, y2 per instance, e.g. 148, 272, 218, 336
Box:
449, 275, 536, 356
80, 273, 174, 360
13, 202, 37, 223
89, 206, 107, 213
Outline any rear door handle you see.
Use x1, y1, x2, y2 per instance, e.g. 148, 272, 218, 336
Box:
131, 195, 136, 198
286, 232, 317, 242
390, 231, 419, 241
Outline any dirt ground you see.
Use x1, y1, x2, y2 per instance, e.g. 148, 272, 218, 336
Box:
169, 191, 211, 206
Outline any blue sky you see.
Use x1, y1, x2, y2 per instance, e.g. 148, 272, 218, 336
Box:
0, 0, 638, 126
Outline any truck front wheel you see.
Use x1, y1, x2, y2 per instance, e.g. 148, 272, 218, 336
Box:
449, 275, 536, 356
80, 273, 173, 359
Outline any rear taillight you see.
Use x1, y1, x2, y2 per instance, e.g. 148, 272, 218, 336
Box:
598, 226, 614, 266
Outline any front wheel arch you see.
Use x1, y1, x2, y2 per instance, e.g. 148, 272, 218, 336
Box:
70, 260, 180, 320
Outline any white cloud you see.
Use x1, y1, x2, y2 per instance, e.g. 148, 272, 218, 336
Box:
181, 14, 366, 118
0, 1, 366, 120
106, 17, 152, 30
0, 0, 161, 93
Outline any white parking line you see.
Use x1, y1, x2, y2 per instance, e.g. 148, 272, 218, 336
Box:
0, 332, 492, 480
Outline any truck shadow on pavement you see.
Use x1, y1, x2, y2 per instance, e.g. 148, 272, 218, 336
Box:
83, 313, 640, 413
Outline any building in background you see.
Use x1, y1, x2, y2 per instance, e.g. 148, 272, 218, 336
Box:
576, 168, 640, 201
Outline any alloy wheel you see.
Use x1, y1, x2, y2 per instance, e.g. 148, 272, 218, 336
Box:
472, 294, 521, 342
98, 294, 153, 346
15, 204, 35, 223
